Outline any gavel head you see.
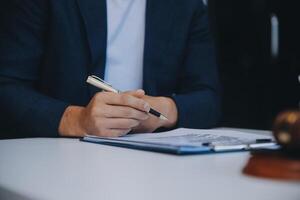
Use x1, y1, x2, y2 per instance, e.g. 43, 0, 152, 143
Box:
273, 110, 300, 152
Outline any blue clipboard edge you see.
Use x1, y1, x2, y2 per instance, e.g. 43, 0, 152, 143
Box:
80, 137, 260, 155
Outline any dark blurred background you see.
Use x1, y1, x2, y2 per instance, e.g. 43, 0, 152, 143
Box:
208, 0, 300, 130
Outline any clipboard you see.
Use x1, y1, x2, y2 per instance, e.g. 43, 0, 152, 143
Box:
81, 128, 278, 155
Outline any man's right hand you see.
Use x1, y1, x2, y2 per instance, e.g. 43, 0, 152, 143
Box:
58, 90, 150, 137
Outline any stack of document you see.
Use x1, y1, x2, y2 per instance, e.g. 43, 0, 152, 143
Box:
82, 128, 278, 155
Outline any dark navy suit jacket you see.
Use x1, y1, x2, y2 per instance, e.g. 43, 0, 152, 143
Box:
0, 0, 220, 138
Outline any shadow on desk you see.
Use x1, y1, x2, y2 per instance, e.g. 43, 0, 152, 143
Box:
0, 186, 37, 200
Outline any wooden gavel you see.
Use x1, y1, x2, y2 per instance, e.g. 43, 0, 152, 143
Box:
273, 110, 300, 152
243, 110, 300, 180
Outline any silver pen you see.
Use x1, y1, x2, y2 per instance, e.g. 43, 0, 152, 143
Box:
86, 75, 168, 121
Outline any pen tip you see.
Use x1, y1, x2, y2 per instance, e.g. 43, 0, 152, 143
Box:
160, 115, 169, 121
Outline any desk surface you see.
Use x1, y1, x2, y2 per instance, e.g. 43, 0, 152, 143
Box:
0, 129, 299, 200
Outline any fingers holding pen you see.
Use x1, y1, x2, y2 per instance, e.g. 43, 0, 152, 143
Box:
102, 105, 149, 120
78, 92, 151, 137
96, 92, 151, 113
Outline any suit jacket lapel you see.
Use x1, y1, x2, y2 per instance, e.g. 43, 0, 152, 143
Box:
76, 0, 107, 78
143, 0, 174, 95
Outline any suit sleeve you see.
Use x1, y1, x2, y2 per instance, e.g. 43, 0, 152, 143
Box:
0, 0, 69, 138
172, 2, 221, 129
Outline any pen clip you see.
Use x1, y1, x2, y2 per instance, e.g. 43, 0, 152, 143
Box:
90, 75, 113, 87
88, 75, 121, 93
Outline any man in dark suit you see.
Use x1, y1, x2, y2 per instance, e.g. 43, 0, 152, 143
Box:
0, 0, 219, 138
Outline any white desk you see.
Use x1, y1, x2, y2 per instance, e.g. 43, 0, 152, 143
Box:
0, 129, 299, 200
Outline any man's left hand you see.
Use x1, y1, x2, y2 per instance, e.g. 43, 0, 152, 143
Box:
131, 93, 178, 133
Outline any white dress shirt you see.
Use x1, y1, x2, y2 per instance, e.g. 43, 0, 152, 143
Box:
104, 0, 146, 91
